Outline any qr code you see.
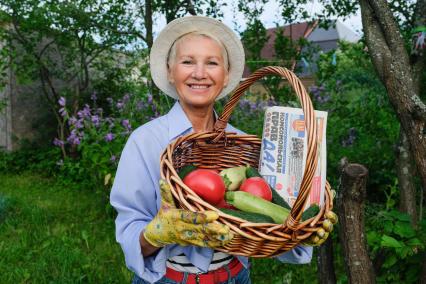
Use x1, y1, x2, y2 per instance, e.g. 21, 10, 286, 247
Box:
290, 137, 303, 158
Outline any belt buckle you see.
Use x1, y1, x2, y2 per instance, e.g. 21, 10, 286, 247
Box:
195, 272, 201, 284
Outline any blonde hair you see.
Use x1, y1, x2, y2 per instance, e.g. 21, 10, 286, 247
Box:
167, 31, 229, 71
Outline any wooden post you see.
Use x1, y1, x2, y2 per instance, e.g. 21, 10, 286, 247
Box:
317, 237, 337, 284
337, 161, 375, 284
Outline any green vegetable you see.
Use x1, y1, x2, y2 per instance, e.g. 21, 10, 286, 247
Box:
302, 204, 320, 221
245, 166, 292, 210
225, 191, 290, 224
245, 166, 262, 178
178, 164, 197, 180
271, 188, 292, 210
220, 166, 247, 191
219, 208, 274, 223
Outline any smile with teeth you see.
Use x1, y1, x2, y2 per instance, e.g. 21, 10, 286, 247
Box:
188, 84, 210, 89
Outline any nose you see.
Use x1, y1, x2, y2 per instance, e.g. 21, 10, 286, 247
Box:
192, 63, 207, 79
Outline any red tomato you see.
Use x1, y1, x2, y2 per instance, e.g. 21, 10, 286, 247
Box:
183, 169, 225, 205
239, 177, 272, 201
216, 198, 236, 209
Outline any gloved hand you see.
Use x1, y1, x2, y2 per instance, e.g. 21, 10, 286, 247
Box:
302, 210, 338, 246
143, 179, 234, 248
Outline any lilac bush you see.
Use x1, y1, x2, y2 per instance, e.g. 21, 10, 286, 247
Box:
53, 91, 163, 187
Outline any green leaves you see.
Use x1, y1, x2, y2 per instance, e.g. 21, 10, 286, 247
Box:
381, 235, 402, 248
394, 221, 416, 238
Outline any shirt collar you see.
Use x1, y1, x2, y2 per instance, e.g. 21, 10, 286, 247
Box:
167, 101, 193, 141
166, 101, 236, 141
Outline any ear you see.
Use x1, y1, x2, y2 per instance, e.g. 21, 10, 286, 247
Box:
223, 70, 230, 88
167, 66, 175, 84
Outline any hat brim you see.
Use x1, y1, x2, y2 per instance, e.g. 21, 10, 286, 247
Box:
150, 16, 245, 100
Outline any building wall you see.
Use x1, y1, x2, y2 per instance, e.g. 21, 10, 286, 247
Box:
0, 39, 13, 151
10, 78, 54, 149
0, 57, 55, 151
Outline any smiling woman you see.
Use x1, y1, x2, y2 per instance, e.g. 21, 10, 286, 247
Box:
167, 34, 230, 131
109, 16, 313, 284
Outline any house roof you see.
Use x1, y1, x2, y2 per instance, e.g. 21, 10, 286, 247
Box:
307, 21, 361, 43
260, 22, 314, 59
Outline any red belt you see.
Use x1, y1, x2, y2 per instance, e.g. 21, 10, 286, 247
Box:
165, 257, 243, 284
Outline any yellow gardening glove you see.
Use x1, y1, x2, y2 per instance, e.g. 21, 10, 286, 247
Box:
143, 179, 234, 248
302, 210, 338, 246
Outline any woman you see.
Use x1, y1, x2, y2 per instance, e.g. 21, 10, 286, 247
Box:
110, 16, 312, 284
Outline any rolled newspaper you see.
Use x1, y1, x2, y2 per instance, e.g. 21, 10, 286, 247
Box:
258, 106, 327, 209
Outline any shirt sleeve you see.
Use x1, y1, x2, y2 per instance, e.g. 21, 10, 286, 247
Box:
276, 245, 313, 264
110, 131, 168, 283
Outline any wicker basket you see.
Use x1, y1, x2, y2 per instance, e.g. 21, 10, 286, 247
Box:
160, 66, 333, 257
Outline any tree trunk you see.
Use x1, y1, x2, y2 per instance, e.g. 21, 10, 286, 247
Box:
396, 128, 418, 226
317, 237, 337, 284
144, 0, 153, 50
337, 161, 375, 284
359, 0, 426, 192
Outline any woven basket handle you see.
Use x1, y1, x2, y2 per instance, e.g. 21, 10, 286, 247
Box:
214, 66, 319, 228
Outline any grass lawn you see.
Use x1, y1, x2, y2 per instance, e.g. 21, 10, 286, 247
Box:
0, 173, 318, 283
0, 173, 132, 283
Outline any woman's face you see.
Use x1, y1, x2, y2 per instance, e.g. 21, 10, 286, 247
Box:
168, 35, 229, 109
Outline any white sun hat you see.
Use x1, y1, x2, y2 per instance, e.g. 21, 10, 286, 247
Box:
150, 16, 245, 100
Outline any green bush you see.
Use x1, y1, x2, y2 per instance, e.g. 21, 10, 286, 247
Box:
313, 42, 400, 195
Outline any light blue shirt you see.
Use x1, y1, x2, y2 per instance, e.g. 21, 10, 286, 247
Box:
110, 101, 312, 283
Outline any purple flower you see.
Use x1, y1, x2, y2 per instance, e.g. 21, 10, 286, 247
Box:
110, 155, 117, 162
91, 115, 100, 127
68, 116, 77, 127
239, 99, 250, 109
116, 102, 124, 110
91, 92, 97, 101
58, 97, 66, 107
147, 93, 153, 104
75, 118, 84, 129
78, 105, 91, 119
53, 138, 64, 147
67, 130, 81, 145
105, 133, 114, 142
106, 97, 114, 105
136, 100, 145, 111
122, 119, 131, 130
59, 107, 67, 117
122, 94, 130, 104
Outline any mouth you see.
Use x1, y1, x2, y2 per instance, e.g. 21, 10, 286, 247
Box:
187, 84, 211, 89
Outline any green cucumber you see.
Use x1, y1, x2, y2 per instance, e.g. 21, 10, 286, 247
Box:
302, 204, 320, 221
178, 164, 197, 179
271, 188, 292, 210
225, 191, 290, 224
219, 208, 274, 223
245, 166, 292, 210
245, 166, 262, 178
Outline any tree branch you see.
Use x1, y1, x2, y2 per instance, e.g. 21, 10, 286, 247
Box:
89, 19, 146, 43
38, 39, 57, 58
367, 0, 408, 59
360, 0, 426, 120
185, 0, 197, 15
359, 0, 390, 82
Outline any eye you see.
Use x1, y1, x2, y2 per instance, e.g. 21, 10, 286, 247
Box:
181, 60, 193, 65
208, 61, 219, 66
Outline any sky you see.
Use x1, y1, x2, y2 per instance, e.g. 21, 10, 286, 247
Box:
153, 0, 363, 37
